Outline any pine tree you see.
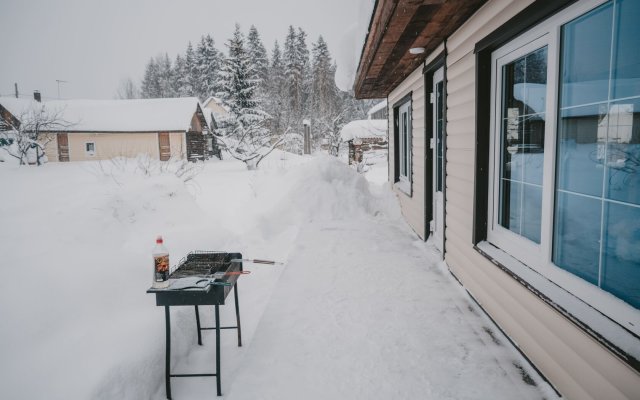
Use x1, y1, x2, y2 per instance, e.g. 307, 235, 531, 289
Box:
196, 34, 221, 100
246, 25, 269, 86
173, 54, 187, 96
141, 57, 161, 98
296, 28, 312, 121
217, 24, 278, 170
311, 36, 337, 118
283, 26, 303, 131
157, 53, 175, 98
266, 40, 287, 137
183, 42, 197, 97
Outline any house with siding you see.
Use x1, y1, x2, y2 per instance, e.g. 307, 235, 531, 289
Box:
354, 0, 639, 398
0, 96, 211, 162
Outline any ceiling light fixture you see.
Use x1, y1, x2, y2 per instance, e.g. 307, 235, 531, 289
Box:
409, 47, 425, 55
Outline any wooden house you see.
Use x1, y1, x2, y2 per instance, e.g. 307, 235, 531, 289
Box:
354, 0, 639, 398
0, 96, 211, 162
340, 119, 388, 165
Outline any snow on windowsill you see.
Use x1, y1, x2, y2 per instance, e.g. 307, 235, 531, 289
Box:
475, 241, 640, 370
394, 179, 411, 197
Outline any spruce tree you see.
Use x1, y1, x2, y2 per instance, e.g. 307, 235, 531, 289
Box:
157, 53, 175, 98
217, 24, 277, 169
141, 57, 161, 98
196, 34, 221, 100
283, 26, 303, 131
183, 42, 197, 97
246, 25, 269, 85
267, 40, 286, 137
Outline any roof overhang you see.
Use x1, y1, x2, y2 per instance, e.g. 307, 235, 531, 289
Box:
354, 0, 488, 99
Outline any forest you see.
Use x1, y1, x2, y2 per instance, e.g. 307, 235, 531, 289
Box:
119, 24, 379, 163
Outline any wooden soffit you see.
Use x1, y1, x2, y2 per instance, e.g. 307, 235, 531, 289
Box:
354, 0, 488, 99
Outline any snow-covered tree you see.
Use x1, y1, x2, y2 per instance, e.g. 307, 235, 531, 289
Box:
141, 58, 161, 98
196, 34, 222, 100
182, 42, 197, 97
157, 53, 175, 98
246, 25, 269, 88
216, 24, 279, 170
266, 40, 287, 137
0, 104, 73, 165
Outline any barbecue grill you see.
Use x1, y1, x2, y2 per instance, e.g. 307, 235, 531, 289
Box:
147, 251, 244, 399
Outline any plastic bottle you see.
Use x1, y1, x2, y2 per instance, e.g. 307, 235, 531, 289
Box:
152, 236, 170, 288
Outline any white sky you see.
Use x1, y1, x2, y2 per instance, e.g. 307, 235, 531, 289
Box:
0, 0, 373, 100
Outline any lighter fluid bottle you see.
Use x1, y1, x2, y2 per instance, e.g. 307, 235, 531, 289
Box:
152, 236, 170, 288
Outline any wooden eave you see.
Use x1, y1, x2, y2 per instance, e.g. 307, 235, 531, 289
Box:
354, 0, 488, 99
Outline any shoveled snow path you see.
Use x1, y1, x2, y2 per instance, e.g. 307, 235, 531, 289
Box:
225, 218, 557, 400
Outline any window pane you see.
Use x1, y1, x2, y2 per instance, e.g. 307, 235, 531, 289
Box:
436, 81, 444, 192
553, 192, 601, 285
499, 46, 546, 243
602, 201, 640, 308
612, 0, 640, 99
605, 99, 640, 205
524, 47, 548, 114
500, 179, 521, 235
560, 2, 613, 108
522, 184, 542, 243
522, 114, 545, 185
556, 104, 605, 197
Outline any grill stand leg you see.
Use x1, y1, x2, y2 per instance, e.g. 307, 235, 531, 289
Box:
195, 306, 203, 345
234, 283, 242, 347
215, 304, 222, 396
165, 306, 172, 400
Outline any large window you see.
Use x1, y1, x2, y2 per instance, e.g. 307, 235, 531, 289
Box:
488, 0, 639, 313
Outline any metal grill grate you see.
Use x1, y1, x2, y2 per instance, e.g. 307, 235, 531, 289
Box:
170, 251, 240, 279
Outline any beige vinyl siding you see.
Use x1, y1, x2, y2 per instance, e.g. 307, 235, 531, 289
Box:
65, 132, 164, 161
441, 0, 640, 398
387, 66, 427, 239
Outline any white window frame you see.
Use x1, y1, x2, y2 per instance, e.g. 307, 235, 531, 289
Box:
486, 0, 640, 332
396, 100, 412, 194
85, 141, 96, 157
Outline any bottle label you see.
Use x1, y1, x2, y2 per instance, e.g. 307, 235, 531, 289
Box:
154, 255, 170, 282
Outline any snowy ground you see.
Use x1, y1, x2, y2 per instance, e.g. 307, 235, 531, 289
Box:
0, 151, 557, 399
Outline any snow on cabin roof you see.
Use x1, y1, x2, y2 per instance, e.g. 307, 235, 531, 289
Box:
367, 99, 387, 117
48, 97, 205, 132
0, 96, 206, 132
203, 96, 230, 113
0, 97, 42, 118
340, 119, 388, 142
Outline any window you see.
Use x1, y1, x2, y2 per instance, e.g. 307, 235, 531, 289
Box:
85, 142, 96, 156
488, 0, 640, 316
394, 96, 412, 194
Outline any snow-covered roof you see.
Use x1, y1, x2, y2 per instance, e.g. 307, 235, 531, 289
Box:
0, 97, 206, 132
340, 119, 388, 142
203, 96, 231, 114
367, 99, 387, 117
0, 97, 41, 118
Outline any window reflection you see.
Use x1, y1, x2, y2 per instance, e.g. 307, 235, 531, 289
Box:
554, 0, 639, 308
499, 46, 547, 243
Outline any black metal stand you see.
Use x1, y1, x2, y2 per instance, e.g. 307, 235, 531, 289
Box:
164, 282, 242, 399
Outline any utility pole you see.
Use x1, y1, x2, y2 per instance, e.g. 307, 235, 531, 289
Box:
14, 83, 19, 98
56, 79, 68, 99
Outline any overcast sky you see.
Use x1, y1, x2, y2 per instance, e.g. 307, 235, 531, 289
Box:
0, 0, 373, 100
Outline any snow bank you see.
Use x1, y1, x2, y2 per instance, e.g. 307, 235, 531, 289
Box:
0, 152, 398, 399
339, 119, 388, 142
